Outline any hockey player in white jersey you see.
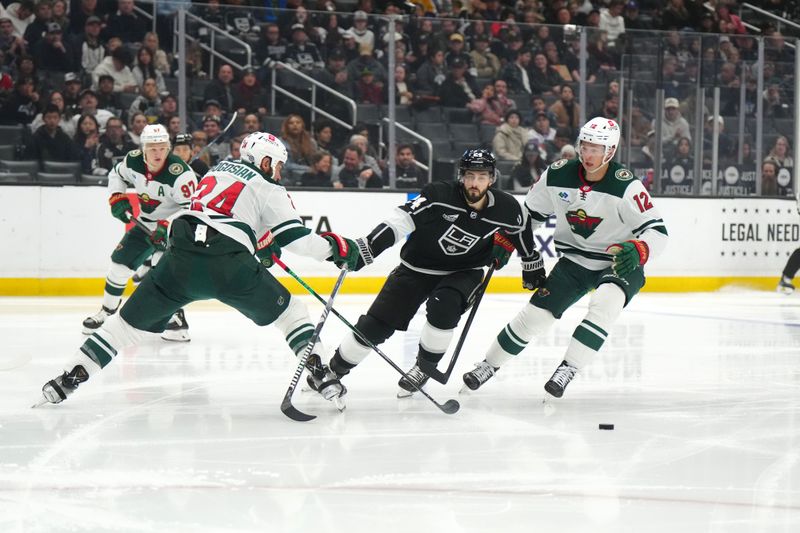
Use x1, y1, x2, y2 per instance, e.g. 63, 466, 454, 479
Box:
36, 132, 360, 407
82, 124, 197, 342
462, 117, 669, 398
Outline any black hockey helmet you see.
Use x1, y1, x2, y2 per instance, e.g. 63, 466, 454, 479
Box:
173, 133, 193, 147
458, 149, 496, 181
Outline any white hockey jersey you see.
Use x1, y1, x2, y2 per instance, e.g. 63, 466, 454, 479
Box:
526, 159, 668, 271
108, 150, 197, 228
178, 159, 332, 259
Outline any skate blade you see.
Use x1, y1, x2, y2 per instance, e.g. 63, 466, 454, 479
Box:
333, 397, 346, 412
777, 287, 795, 295
459, 384, 473, 395
397, 388, 415, 399
160, 330, 191, 342
31, 397, 49, 408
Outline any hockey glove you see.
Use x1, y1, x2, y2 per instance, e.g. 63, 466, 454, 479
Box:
489, 232, 515, 269
606, 240, 649, 277
109, 193, 132, 223
149, 220, 170, 251
521, 251, 546, 291
321, 232, 361, 271
255, 230, 281, 268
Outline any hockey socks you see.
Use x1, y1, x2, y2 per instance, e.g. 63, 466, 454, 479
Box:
485, 303, 556, 368
564, 284, 624, 369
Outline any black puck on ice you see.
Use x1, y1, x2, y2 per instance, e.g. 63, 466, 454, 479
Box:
599, 424, 614, 430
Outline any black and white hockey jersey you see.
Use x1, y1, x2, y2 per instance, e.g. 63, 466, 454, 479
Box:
365, 181, 535, 274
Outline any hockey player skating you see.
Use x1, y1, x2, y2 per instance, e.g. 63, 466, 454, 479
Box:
37, 132, 360, 407
317, 149, 546, 397
462, 117, 669, 398
83, 124, 197, 342
130, 133, 210, 286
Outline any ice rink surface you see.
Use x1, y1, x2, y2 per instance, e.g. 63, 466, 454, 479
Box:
1, 290, 799, 532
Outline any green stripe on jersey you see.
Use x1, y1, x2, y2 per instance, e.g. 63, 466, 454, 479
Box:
271, 219, 304, 234
554, 241, 613, 261
632, 218, 664, 236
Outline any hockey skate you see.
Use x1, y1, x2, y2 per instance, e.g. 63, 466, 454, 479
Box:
161, 309, 190, 342
777, 277, 795, 295
461, 360, 498, 393
544, 360, 578, 398
33, 365, 90, 407
397, 363, 429, 398
82, 305, 118, 335
305, 353, 347, 411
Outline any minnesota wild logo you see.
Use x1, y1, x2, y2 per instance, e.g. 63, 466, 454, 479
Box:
566, 209, 603, 238
138, 193, 162, 213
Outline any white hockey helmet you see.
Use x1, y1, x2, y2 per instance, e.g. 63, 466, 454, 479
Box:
577, 117, 620, 166
139, 123, 171, 148
240, 132, 288, 169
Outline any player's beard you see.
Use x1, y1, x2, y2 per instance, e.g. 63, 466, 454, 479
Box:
463, 184, 488, 204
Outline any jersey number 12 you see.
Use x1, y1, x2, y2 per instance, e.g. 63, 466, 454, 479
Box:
633, 191, 653, 213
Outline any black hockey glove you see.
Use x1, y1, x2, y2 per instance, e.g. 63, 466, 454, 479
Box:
255, 230, 281, 268
521, 251, 546, 291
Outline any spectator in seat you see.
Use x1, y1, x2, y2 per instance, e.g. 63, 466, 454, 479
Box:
33, 22, 75, 72
501, 48, 533, 94
764, 83, 790, 119
68, 0, 99, 36
548, 84, 581, 135
128, 77, 161, 122
233, 66, 268, 115
94, 115, 135, 174
415, 48, 447, 94
71, 88, 113, 132
300, 151, 335, 187
492, 110, 528, 162
314, 120, 340, 161
72, 113, 100, 173
445, 32, 473, 72
599, 0, 626, 46
355, 67, 384, 105
528, 111, 556, 146
285, 23, 324, 74
350, 10, 375, 49
241, 112, 261, 135
394, 143, 426, 189
93, 46, 137, 93
72, 15, 103, 74
165, 115, 181, 138
467, 82, 505, 126
765, 136, 793, 171
279, 113, 317, 182
0, 76, 39, 125
132, 47, 166, 94
156, 94, 179, 127
0, 16, 25, 62
657, 97, 692, 148
23, 0, 53, 49
96, 74, 122, 114
227, 134, 244, 161
31, 103, 79, 163
529, 51, 562, 97
51, 0, 67, 31
439, 57, 478, 108
509, 139, 547, 191
201, 115, 230, 164
469, 33, 500, 79
203, 64, 235, 114
624, 1, 651, 30
661, 0, 695, 30
761, 159, 779, 196
255, 22, 287, 70
30, 89, 74, 136
142, 32, 169, 75
127, 111, 146, 145
346, 42, 386, 85
4, 0, 34, 38
392, 64, 414, 106
332, 144, 382, 188
104, 0, 147, 43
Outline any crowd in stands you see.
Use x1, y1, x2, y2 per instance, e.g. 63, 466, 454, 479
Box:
0, 0, 795, 194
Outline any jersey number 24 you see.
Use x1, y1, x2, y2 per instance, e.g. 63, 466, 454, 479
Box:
190, 176, 245, 217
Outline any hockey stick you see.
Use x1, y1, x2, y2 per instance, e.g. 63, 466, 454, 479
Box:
274, 257, 460, 415
281, 266, 348, 422
418, 263, 496, 384
190, 111, 239, 163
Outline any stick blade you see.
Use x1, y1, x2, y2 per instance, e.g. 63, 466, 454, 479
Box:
441, 399, 460, 414
280, 398, 316, 422
418, 360, 449, 384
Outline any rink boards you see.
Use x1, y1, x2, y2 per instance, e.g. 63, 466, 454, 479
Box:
0, 186, 796, 295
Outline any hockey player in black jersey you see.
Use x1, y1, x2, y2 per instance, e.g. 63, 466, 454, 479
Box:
318, 149, 547, 396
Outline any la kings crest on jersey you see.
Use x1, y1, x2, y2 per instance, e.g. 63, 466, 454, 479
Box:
526, 159, 668, 270
396, 181, 533, 274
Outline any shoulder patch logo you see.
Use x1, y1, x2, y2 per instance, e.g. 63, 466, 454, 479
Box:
566, 209, 603, 239
169, 163, 184, 175
558, 191, 570, 202
615, 168, 634, 181
129, 149, 142, 157
550, 159, 568, 170
442, 213, 459, 222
